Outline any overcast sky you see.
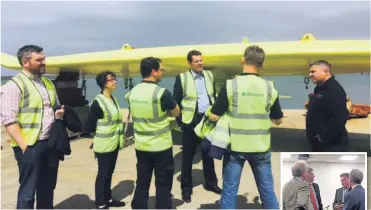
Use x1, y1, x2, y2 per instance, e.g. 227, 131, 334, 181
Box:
1, 1, 370, 76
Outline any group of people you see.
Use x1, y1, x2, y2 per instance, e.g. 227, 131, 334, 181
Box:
282, 161, 365, 210
0, 43, 351, 209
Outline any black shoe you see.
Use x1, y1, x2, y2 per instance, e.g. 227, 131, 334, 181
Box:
96, 204, 109, 209
182, 192, 191, 203
204, 184, 222, 194
107, 198, 126, 207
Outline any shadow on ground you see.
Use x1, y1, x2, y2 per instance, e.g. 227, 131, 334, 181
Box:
199, 194, 262, 209
54, 180, 135, 209
175, 168, 205, 188
147, 196, 184, 209
270, 127, 370, 152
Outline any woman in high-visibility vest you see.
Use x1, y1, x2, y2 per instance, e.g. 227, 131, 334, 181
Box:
85, 71, 126, 209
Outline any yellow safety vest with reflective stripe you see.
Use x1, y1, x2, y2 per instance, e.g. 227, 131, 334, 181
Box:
9, 72, 57, 147
194, 106, 230, 149
92, 94, 125, 153
125, 83, 172, 152
180, 70, 215, 124
226, 75, 278, 153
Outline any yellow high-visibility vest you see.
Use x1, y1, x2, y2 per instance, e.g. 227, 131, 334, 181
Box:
125, 83, 172, 152
226, 75, 278, 152
92, 94, 125, 153
180, 70, 215, 124
9, 72, 57, 147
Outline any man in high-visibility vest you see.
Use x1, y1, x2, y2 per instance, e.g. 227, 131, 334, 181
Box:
173, 50, 222, 203
0, 45, 65, 209
125, 57, 180, 209
208, 45, 283, 209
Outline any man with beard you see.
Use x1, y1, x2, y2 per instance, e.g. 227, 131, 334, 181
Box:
306, 60, 349, 152
0, 45, 65, 209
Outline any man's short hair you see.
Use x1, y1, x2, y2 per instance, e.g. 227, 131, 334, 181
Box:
187, 50, 202, 63
349, 169, 363, 184
17, 45, 43, 66
96, 71, 116, 90
340, 172, 350, 178
291, 160, 308, 177
309, 60, 332, 71
243, 45, 265, 68
140, 57, 162, 78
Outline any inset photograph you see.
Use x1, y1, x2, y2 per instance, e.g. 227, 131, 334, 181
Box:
281, 153, 367, 210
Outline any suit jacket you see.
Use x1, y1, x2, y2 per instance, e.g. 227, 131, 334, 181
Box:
48, 106, 82, 167
312, 183, 323, 210
344, 185, 365, 210
333, 187, 350, 209
282, 177, 314, 210
173, 70, 216, 128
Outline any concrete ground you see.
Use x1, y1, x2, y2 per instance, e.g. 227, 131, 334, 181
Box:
1, 137, 281, 209
1, 109, 370, 209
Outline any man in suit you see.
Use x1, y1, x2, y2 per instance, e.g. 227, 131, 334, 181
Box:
333, 173, 351, 210
307, 167, 323, 210
344, 169, 365, 210
282, 160, 313, 210
173, 50, 222, 203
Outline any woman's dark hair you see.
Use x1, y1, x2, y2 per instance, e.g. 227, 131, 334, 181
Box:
96, 71, 116, 90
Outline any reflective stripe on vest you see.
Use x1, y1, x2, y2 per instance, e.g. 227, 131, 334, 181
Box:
180, 70, 215, 124
227, 76, 278, 152
93, 94, 124, 153
205, 114, 230, 149
125, 83, 172, 152
10, 73, 56, 147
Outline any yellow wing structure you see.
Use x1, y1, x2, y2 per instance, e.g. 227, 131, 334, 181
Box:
1, 34, 370, 78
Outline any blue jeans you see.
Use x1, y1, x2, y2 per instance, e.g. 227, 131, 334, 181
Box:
220, 151, 279, 209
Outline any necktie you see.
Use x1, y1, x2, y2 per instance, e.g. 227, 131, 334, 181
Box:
343, 189, 348, 203
309, 183, 318, 210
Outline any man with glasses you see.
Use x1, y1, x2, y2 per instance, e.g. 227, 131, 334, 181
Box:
126, 57, 180, 209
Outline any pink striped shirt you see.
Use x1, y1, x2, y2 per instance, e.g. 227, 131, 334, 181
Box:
1, 70, 59, 141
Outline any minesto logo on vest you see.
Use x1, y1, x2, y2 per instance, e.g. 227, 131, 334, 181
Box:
241, 92, 264, 97
131, 100, 149, 104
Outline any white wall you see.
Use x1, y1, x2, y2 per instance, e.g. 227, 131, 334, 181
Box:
281, 161, 367, 209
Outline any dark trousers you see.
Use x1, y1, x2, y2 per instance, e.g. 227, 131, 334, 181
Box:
95, 148, 119, 206
131, 147, 174, 209
13, 140, 59, 209
181, 124, 218, 194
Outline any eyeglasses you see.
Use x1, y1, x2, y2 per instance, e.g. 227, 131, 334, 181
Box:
106, 78, 116, 82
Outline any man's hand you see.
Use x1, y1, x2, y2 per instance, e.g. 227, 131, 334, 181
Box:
209, 113, 220, 122
55, 105, 65, 119
4, 123, 27, 154
338, 204, 344, 210
88, 139, 94, 149
20, 143, 27, 154
339, 204, 344, 210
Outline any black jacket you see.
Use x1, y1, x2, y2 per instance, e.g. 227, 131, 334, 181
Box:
306, 77, 349, 150
312, 183, 323, 210
48, 106, 82, 167
344, 185, 365, 210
